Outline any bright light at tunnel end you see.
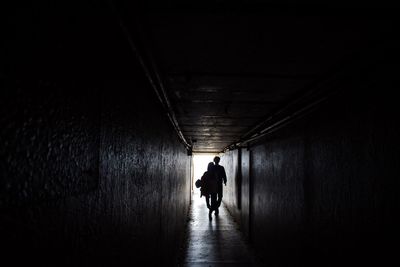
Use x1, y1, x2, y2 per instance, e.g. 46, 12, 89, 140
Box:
192, 153, 220, 190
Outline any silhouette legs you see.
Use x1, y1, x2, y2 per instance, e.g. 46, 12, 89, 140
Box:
205, 193, 218, 220
216, 183, 223, 210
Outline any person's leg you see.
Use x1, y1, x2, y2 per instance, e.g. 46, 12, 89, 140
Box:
217, 183, 223, 206
211, 193, 218, 214
205, 195, 211, 209
216, 183, 223, 214
207, 194, 213, 221
205, 195, 212, 220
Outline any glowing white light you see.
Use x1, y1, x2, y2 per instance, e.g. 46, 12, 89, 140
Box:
192, 154, 217, 190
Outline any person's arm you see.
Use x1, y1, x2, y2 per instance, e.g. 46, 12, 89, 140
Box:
222, 167, 227, 185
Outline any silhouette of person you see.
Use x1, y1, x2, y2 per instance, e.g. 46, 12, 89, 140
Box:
200, 162, 218, 221
213, 156, 227, 215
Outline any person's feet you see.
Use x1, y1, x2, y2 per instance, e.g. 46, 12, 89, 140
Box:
208, 209, 212, 221
215, 208, 219, 216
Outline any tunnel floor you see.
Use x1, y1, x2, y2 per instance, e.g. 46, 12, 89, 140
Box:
180, 192, 260, 267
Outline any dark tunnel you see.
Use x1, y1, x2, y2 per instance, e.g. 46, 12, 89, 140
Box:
1, 1, 400, 266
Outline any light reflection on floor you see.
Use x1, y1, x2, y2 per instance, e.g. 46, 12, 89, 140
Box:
182, 192, 259, 266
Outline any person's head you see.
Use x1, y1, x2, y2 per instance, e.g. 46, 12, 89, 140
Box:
207, 162, 214, 172
213, 156, 220, 165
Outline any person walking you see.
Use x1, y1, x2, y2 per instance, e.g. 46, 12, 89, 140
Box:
213, 156, 227, 215
200, 162, 218, 221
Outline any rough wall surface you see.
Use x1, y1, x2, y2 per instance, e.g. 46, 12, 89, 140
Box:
220, 149, 240, 222
250, 128, 307, 266
221, 148, 251, 239
98, 84, 191, 266
1, 1, 191, 266
222, 68, 400, 266
240, 149, 250, 239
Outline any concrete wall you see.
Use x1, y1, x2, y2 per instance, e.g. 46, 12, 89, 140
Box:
222, 149, 251, 239
1, 1, 191, 266
222, 65, 400, 266
221, 149, 240, 221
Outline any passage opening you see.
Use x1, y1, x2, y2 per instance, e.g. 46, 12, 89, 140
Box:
192, 154, 218, 191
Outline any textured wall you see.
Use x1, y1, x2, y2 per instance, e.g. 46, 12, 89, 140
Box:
240, 149, 250, 239
1, 1, 191, 266
98, 84, 191, 266
221, 148, 251, 239
221, 149, 240, 221
250, 128, 307, 266
223, 68, 400, 266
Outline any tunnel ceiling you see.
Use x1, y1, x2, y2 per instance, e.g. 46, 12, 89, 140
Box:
119, 3, 374, 153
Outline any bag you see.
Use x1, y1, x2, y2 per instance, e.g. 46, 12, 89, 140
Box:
195, 179, 202, 188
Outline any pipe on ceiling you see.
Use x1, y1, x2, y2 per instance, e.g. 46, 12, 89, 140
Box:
222, 58, 359, 152
107, 0, 192, 153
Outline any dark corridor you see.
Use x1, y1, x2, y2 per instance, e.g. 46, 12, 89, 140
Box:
2, 1, 400, 266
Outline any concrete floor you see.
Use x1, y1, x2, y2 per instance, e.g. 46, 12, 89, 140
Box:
181, 192, 260, 267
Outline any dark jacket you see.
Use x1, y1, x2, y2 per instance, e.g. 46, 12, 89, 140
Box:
200, 170, 218, 197
214, 164, 227, 184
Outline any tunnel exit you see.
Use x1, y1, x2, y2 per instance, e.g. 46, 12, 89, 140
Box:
192, 154, 218, 192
